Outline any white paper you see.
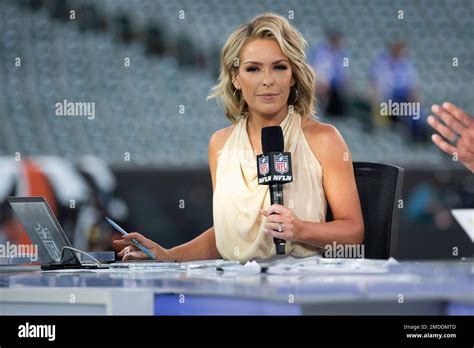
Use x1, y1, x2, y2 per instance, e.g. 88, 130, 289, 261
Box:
451, 209, 474, 242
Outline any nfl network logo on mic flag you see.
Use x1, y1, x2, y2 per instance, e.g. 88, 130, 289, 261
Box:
258, 155, 270, 176
257, 152, 293, 184
274, 153, 289, 174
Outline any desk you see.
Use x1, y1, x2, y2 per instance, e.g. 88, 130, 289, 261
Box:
0, 257, 473, 315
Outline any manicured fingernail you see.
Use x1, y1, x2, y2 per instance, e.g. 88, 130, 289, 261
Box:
432, 104, 439, 111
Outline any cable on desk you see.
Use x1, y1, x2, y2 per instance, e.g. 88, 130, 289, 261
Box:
60, 246, 102, 267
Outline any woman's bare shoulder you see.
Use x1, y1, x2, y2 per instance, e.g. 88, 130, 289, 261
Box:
209, 125, 235, 151
301, 117, 348, 165
302, 117, 342, 142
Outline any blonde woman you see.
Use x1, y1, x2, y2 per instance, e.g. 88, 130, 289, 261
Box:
115, 13, 364, 263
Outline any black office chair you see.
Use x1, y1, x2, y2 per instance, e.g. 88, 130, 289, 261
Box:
326, 162, 404, 259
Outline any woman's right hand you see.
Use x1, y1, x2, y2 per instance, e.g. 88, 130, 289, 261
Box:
113, 232, 171, 261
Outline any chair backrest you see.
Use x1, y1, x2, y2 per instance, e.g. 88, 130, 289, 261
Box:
326, 162, 404, 259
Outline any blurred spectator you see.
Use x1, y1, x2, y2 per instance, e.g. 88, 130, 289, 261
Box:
145, 21, 166, 56
117, 13, 134, 43
406, 171, 469, 233
369, 41, 424, 141
49, 0, 70, 21
176, 32, 197, 68
310, 30, 349, 116
25, 0, 44, 11
77, 4, 107, 33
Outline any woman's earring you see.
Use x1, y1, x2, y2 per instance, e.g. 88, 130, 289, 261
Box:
233, 88, 240, 101
291, 86, 299, 103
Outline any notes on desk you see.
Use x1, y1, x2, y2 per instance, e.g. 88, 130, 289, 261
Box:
115, 256, 398, 275
179, 259, 240, 270
257, 255, 399, 275
213, 255, 400, 275
217, 260, 262, 273
39, 255, 400, 276
110, 261, 180, 271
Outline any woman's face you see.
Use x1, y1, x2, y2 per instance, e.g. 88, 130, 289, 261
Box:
233, 39, 295, 117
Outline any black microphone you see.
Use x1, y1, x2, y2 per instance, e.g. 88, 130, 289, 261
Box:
256, 126, 293, 255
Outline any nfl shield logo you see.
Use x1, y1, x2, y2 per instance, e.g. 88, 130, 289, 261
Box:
274, 153, 289, 174
258, 155, 269, 175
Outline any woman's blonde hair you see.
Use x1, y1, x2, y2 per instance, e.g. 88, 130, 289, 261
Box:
207, 13, 316, 124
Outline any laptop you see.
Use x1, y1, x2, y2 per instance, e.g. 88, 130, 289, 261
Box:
7, 196, 109, 270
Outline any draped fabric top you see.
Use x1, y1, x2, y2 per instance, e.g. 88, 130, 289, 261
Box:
213, 109, 327, 263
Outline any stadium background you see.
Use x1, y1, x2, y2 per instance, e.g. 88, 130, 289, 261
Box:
0, 0, 472, 259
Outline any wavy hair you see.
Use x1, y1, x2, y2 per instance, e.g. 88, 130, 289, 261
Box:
207, 13, 316, 123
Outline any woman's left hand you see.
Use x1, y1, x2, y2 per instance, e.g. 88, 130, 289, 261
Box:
260, 204, 304, 242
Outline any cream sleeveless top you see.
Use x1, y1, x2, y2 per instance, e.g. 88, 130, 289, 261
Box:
213, 109, 327, 262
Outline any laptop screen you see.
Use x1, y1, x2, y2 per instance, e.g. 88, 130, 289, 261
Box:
8, 197, 74, 264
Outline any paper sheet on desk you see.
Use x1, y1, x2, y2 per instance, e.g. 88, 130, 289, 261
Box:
179, 259, 239, 270
260, 255, 398, 274
217, 260, 262, 273
451, 209, 474, 242
214, 254, 399, 274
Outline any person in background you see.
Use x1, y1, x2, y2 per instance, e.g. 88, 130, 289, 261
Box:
428, 102, 474, 173
310, 30, 349, 116
369, 41, 423, 140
